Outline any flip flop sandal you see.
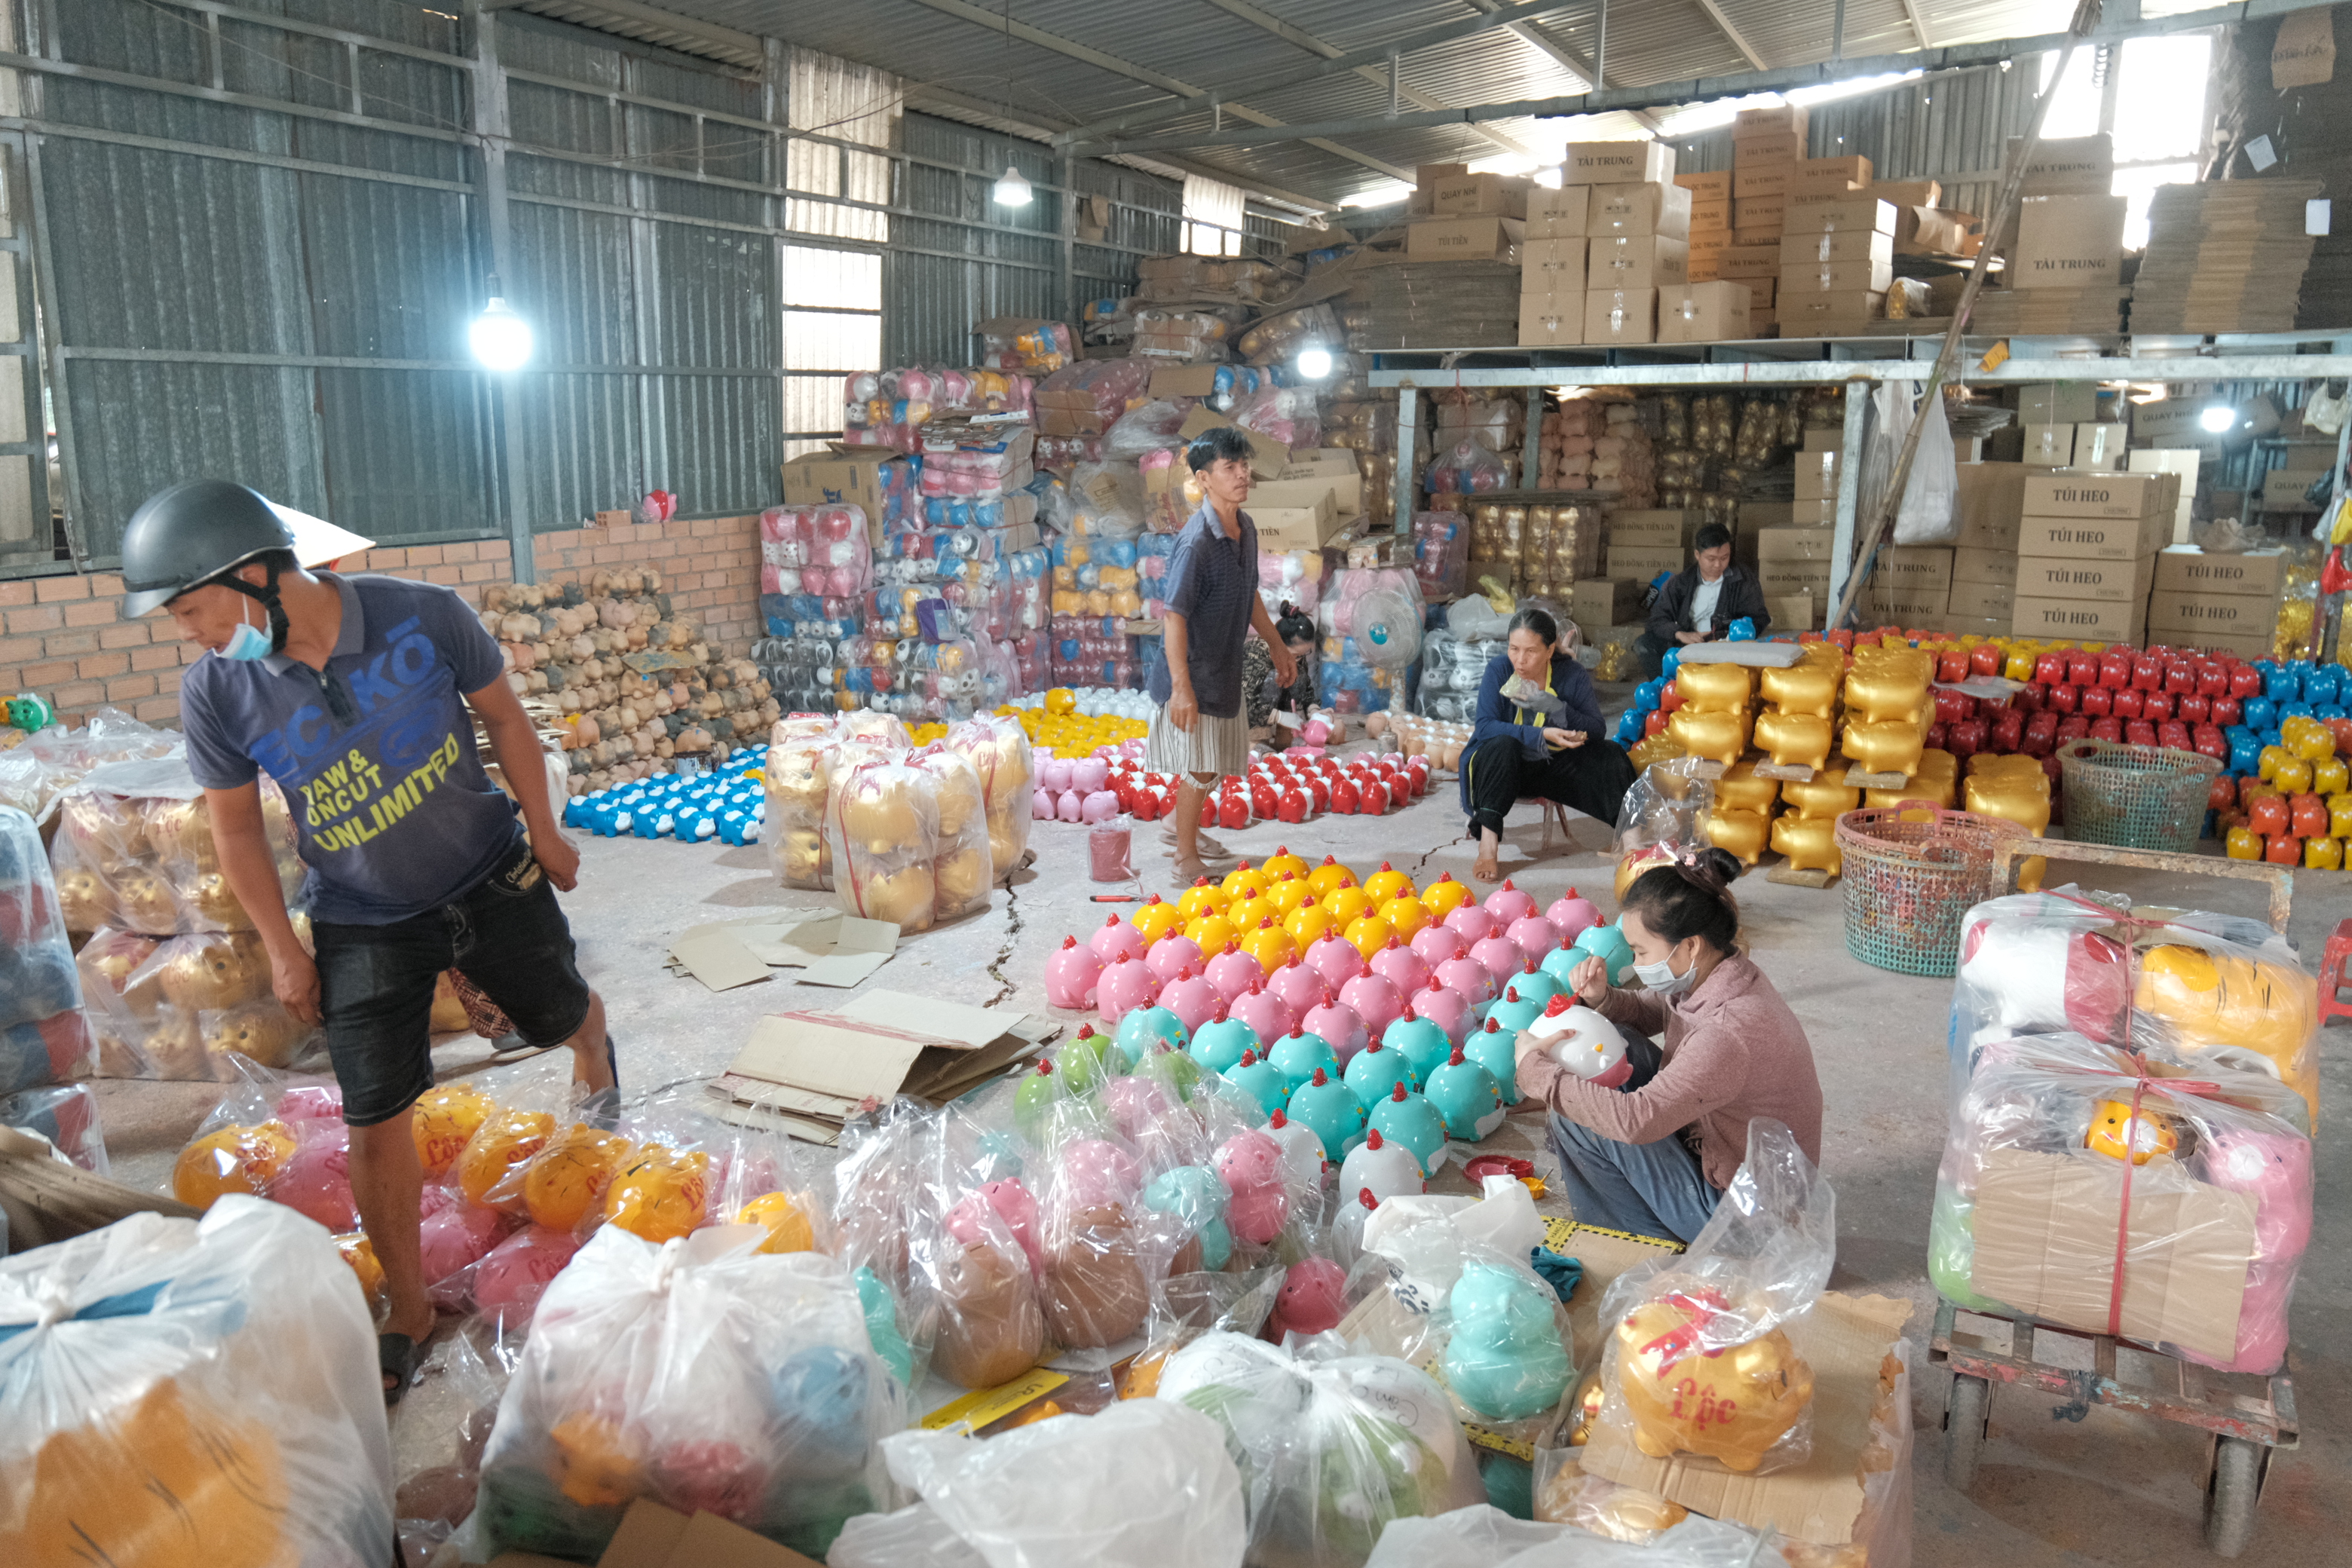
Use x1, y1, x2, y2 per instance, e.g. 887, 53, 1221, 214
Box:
580, 1034, 621, 1132
380, 1331, 425, 1407
482, 1035, 554, 1066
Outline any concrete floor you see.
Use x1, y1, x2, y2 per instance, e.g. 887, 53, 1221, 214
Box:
86, 734, 2352, 1565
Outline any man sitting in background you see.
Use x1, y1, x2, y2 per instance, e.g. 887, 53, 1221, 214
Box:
1634, 522, 1769, 677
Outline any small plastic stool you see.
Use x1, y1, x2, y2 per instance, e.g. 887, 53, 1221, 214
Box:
2323, 917, 2352, 1029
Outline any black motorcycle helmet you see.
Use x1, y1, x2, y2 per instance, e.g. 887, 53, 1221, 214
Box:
118, 479, 298, 649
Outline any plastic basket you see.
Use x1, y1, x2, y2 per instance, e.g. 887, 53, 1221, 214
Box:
2054, 740, 2220, 853
1834, 806, 2029, 977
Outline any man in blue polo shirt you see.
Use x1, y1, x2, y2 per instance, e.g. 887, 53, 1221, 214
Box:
120, 479, 614, 1405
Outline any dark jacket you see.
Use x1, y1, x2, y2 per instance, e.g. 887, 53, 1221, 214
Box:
1458, 653, 1604, 816
1646, 562, 1770, 644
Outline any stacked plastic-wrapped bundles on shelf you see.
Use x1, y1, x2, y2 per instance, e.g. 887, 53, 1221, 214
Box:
976, 318, 1073, 373
1416, 626, 1508, 723
841, 366, 1035, 452
2, 802, 96, 1095
1934, 890, 2320, 1374
1413, 510, 1468, 602
1318, 568, 1426, 715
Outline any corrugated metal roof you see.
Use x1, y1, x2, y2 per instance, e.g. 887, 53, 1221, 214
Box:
614, 0, 2116, 204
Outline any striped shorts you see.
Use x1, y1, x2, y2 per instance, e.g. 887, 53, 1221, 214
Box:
1146, 704, 1249, 781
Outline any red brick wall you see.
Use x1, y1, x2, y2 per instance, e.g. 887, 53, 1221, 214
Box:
0, 516, 761, 730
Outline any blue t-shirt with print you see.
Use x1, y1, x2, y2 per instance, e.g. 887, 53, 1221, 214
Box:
180, 574, 522, 925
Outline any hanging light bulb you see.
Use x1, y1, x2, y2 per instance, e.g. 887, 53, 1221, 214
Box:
469, 280, 534, 372
993, 164, 1033, 207
1295, 346, 1334, 380
2198, 403, 2238, 433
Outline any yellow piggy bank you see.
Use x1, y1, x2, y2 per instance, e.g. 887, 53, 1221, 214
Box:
1615, 1292, 1815, 1472
1841, 720, 1924, 777
1753, 709, 1832, 770
1769, 814, 1842, 875
1674, 662, 1752, 714
1759, 662, 1839, 718
1667, 707, 1750, 767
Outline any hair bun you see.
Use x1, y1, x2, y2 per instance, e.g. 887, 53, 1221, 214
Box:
1695, 847, 1743, 887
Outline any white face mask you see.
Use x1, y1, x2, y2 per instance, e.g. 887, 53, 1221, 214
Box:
218, 596, 274, 661
1632, 945, 1698, 997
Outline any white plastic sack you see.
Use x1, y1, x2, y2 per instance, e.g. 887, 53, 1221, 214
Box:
1361, 1172, 1544, 1300
0, 1196, 394, 1566
880, 1399, 1245, 1568
1364, 1503, 1768, 1568
828, 1502, 988, 1567
1888, 381, 1961, 546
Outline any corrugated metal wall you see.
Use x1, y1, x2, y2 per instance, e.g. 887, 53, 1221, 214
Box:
5, 0, 1223, 574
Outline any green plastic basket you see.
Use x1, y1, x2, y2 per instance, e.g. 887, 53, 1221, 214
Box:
1834, 806, 2029, 977
2055, 740, 2220, 853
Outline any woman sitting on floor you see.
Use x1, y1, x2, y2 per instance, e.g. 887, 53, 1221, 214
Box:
1458, 605, 1637, 882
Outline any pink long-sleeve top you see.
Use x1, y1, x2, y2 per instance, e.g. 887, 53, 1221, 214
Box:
1514, 952, 1824, 1191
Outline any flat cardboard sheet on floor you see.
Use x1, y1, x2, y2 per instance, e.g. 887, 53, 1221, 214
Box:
486, 1497, 824, 1568
1579, 1290, 1915, 1545
669, 912, 902, 988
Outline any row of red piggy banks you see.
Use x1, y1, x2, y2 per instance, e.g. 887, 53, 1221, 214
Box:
1141, 752, 1434, 825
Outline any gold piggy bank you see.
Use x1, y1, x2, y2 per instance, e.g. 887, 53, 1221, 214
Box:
1769, 814, 1842, 875
1843, 660, 1928, 724
1840, 720, 1924, 777
1667, 707, 1750, 767
1614, 1294, 1815, 1472
1674, 663, 1752, 714
1700, 807, 1769, 865
1962, 770, 2052, 835
1753, 710, 1832, 770
1712, 762, 1780, 816
1759, 662, 1839, 718
1779, 776, 1858, 820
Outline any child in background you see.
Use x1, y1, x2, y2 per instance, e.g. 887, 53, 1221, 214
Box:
1246, 603, 1318, 746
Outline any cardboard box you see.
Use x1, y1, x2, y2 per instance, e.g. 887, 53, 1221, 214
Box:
1896, 206, 1980, 256
1251, 489, 1340, 550
1759, 559, 1833, 597
1734, 194, 1787, 231
2013, 194, 2128, 289
1793, 154, 1872, 196
1572, 577, 1645, 626
1526, 184, 1591, 238
1432, 170, 1531, 218
1794, 450, 1842, 501
2023, 470, 2170, 520
1178, 406, 1289, 473
1756, 526, 1839, 562
575, 1499, 825, 1568
1588, 182, 1692, 239
1781, 292, 1885, 333
1687, 226, 1732, 258
1416, 161, 1470, 189
1407, 216, 1525, 261
1675, 170, 1732, 203
2128, 449, 2202, 546
1564, 140, 1675, 185
1717, 244, 1781, 281
780, 448, 899, 515
1523, 237, 1588, 294
2262, 467, 2329, 507
2073, 422, 2127, 470
1275, 449, 1358, 479
1738, 276, 1777, 313
1608, 543, 1686, 578
1948, 579, 2016, 621
2011, 595, 2145, 642
1879, 545, 1955, 593
2015, 513, 2155, 562
2007, 133, 2115, 194
1688, 197, 1732, 233
2017, 382, 2099, 424
1609, 509, 1700, 543
1969, 1147, 2248, 1366
1782, 498, 1834, 526
1952, 546, 2020, 586
1657, 281, 1753, 342
1790, 197, 1897, 235
1871, 178, 1943, 210
1869, 583, 1952, 624
1733, 161, 1796, 201
2021, 424, 2075, 467
1735, 225, 1787, 250
2150, 545, 2288, 599
1147, 363, 1220, 400
2146, 592, 2280, 638
1249, 475, 1358, 519
1780, 228, 1894, 266
1518, 291, 1583, 347
1734, 104, 1809, 141
1767, 591, 1818, 629
1780, 258, 1894, 294
1590, 234, 1690, 290
1953, 463, 2028, 548
1585, 287, 1656, 345
1802, 426, 1845, 453
1735, 130, 1803, 167
2013, 551, 2154, 604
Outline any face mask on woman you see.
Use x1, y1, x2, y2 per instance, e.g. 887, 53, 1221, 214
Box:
1631, 944, 1698, 997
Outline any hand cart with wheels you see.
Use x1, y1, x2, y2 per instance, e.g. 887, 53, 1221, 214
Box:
1928, 839, 2307, 1558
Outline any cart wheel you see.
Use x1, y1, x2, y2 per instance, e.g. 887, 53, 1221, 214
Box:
2205, 1436, 2264, 1557
1943, 1374, 1990, 1492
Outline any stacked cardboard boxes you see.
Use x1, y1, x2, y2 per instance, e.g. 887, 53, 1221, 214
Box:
2145, 546, 2288, 657
1793, 441, 1840, 528
1778, 198, 1896, 335
1974, 182, 2130, 335
1606, 507, 1697, 581
2009, 470, 2179, 643
1732, 106, 1804, 253
1575, 147, 1686, 346
1677, 169, 1732, 266
1519, 183, 1590, 346
1869, 545, 1955, 626
1755, 525, 1838, 629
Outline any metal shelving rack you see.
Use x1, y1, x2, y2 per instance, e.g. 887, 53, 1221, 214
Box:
1370, 332, 2352, 633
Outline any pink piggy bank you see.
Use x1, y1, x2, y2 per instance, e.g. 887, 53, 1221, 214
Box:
1506, 914, 1560, 966
272, 1128, 357, 1233
473, 1226, 582, 1319
1058, 1138, 1144, 1210
1484, 878, 1537, 926
1032, 788, 1055, 820
1073, 757, 1110, 794
1370, 936, 1429, 997
1339, 972, 1404, 1038
1088, 913, 1147, 966
1264, 1257, 1349, 1341
1101, 1074, 1175, 1144
1547, 889, 1601, 943
1268, 962, 1329, 1021
1305, 933, 1367, 993
1471, 932, 1528, 987
1097, 956, 1162, 1024
1444, 902, 1498, 945
274, 1084, 344, 1125
1205, 945, 1264, 1003
1055, 789, 1084, 822
948, 1178, 1043, 1276
1302, 1000, 1368, 1062
1147, 934, 1205, 985
1046, 935, 1106, 1010
1411, 923, 1468, 970
1039, 756, 1074, 793
1438, 954, 1498, 1007
1414, 978, 1474, 1043
1159, 969, 1224, 1034
420, 1201, 510, 1297
1231, 981, 1296, 1045
1216, 1129, 1289, 1245
1080, 789, 1120, 822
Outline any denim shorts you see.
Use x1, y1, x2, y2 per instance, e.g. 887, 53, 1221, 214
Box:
313, 835, 593, 1127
